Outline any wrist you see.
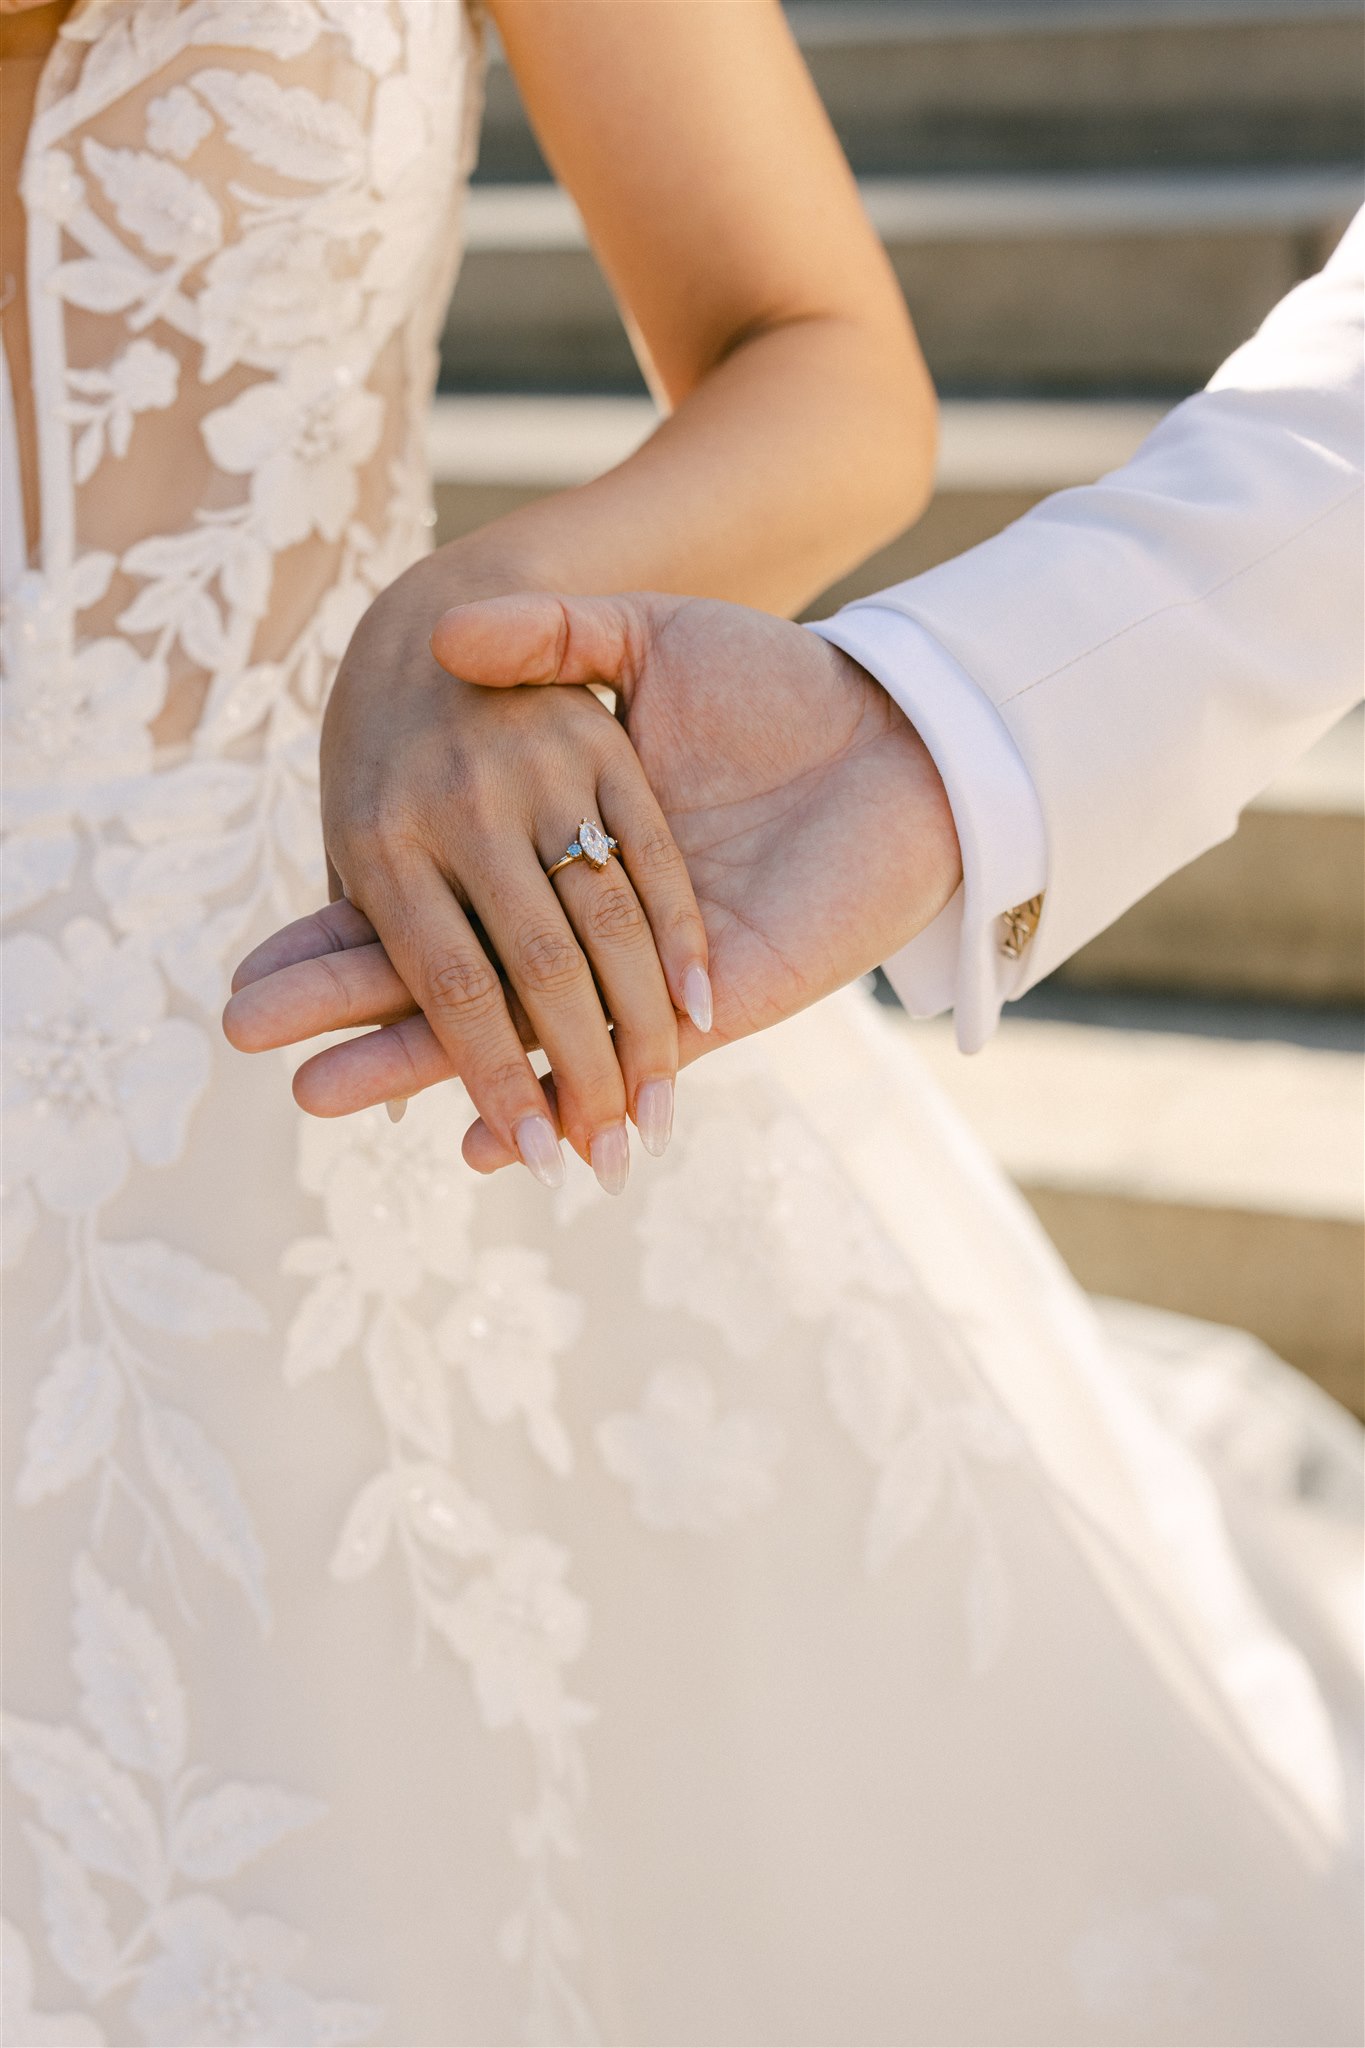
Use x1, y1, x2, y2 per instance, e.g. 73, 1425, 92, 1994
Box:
415, 532, 566, 611
839, 643, 964, 942
339, 536, 564, 703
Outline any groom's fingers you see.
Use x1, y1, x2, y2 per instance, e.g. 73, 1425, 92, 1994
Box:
223, 941, 417, 1053
429, 591, 665, 700
230, 899, 377, 994
274, 987, 544, 1116
461, 1075, 562, 1172
293, 1013, 458, 1117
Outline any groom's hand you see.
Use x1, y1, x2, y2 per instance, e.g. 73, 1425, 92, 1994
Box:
228, 593, 962, 1165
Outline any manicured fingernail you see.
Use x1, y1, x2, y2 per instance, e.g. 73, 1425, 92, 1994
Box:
515, 1114, 565, 1190
590, 1123, 630, 1196
635, 1078, 674, 1158
683, 964, 712, 1035
386, 1098, 408, 1124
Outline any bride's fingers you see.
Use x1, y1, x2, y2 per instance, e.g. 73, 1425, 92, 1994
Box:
597, 763, 711, 1038
462, 1077, 562, 1174
543, 836, 678, 1159
331, 860, 571, 1182
461, 1005, 715, 1175
223, 941, 417, 1053
466, 845, 634, 1189
230, 898, 377, 994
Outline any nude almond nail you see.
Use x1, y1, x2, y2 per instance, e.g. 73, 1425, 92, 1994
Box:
590, 1123, 630, 1196
635, 1078, 674, 1158
683, 964, 713, 1035
515, 1114, 565, 1190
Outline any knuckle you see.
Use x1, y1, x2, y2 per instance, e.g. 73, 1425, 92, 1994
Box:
582, 884, 647, 948
423, 947, 503, 1027
477, 1055, 537, 1104
347, 806, 424, 876
659, 895, 705, 943
629, 825, 683, 881
511, 919, 587, 999
310, 951, 358, 1023
402, 755, 482, 847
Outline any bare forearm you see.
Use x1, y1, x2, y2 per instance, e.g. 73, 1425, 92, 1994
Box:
428, 312, 935, 619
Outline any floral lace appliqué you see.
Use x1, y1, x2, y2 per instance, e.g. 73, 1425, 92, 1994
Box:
1, 1555, 379, 2045
597, 1363, 785, 1534
4, 3, 479, 2037
284, 1092, 597, 2041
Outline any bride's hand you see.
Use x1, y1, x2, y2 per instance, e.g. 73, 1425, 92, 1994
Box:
231, 590, 962, 1174
225, 556, 709, 1193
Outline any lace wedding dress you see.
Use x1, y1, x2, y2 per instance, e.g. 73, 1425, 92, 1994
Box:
2, 6, 1360, 2044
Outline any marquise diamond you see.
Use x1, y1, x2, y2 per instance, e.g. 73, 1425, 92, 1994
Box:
578, 818, 612, 867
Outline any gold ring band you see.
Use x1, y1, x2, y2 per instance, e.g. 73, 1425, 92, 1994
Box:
545, 818, 620, 880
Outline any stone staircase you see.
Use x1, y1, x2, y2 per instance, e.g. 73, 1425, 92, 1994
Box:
473, 1, 1365, 182
433, 0, 1365, 1409
906, 986, 1363, 1417
448, 167, 1357, 394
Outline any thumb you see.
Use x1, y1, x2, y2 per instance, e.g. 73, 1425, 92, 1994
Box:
429, 590, 657, 702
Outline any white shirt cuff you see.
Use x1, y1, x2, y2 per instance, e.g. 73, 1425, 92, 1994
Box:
807, 606, 1048, 1051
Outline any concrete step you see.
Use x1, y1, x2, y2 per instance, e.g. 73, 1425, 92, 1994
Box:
475, 2, 1365, 181
1056, 710, 1365, 1006
431, 390, 1169, 487
797, 396, 1171, 608
901, 1004, 1364, 1414
443, 169, 1360, 396
428, 394, 1363, 1008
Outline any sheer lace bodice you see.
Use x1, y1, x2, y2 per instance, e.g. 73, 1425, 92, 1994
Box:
5, 0, 474, 795
2, 8, 1361, 2047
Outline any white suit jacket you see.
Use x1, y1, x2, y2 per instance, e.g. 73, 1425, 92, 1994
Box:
812, 207, 1364, 1050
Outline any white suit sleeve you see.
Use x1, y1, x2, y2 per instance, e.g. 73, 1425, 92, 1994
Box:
812, 205, 1364, 1047
805, 611, 1048, 1051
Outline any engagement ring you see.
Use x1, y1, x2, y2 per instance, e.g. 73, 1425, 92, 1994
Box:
545, 818, 620, 880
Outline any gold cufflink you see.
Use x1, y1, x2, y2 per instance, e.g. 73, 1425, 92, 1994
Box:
998, 895, 1044, 960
